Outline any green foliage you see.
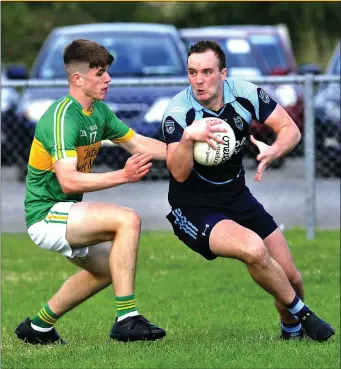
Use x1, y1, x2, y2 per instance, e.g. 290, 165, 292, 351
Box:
145, 2, 340, 68
1, 230, 340, 368
2, 2, 94, 68
1, 2, 340, 71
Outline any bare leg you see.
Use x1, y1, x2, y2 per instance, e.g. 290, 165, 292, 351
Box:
264, 228, 304, 324
208, 220, 335, 342
48, 242, 112, 316
46, 202, 141, 317
109, 213, 140, 297
65, 202, 166, 341
209, 220, 296, 306
66, 202, 141, 296
16, 202, 166, 343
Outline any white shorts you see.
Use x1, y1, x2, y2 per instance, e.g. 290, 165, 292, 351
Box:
27, 202, 89, 258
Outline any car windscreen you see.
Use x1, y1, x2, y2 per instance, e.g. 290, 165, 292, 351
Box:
249, 34, 289, 70
184, 37, 267, 75
34, 32, 186, 79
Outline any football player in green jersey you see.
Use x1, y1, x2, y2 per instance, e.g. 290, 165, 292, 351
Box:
15, 39, 166, 344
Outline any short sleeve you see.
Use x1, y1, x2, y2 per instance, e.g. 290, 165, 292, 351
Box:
228, 79, 277, 123
35, 100, 79, 164
102, 104, 136, 143
255, 86, 278, 123
162, 116, 185, 144
161, 97, 190, 144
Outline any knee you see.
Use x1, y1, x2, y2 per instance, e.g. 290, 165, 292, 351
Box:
243, 237, 269, 267
119, 208, 141, 231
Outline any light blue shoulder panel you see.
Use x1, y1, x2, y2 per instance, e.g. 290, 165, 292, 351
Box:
162, 87, 192, 130
226, 79, 260, 122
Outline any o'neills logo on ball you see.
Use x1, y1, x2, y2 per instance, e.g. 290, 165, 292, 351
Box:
221, 134, 231, 164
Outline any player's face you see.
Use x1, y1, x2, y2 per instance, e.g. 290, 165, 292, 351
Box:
188, 50, 227, 111
81, 66, 111, 101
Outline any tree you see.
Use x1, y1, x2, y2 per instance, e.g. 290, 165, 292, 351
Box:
2, 1, 340, 69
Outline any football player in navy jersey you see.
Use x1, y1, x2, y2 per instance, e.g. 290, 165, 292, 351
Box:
162, 40, 334, 342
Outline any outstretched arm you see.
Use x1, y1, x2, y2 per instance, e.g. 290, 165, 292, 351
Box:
119, 133, 167, 160
54, 154, 152, 194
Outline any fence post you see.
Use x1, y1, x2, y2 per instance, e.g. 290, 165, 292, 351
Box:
304, 73, 316, 240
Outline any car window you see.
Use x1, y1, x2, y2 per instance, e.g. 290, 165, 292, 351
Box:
183, 37, 267, 75
35, 32, 186, 79
248, 34, 289, 70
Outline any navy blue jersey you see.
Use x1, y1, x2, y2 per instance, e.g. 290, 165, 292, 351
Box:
162, 79, 277, 209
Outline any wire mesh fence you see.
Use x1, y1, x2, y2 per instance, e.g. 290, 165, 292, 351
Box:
1, 74, 340, 237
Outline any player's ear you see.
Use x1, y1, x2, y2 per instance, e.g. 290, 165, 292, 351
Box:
221, 68, 227, 80
72, 72, 83, 87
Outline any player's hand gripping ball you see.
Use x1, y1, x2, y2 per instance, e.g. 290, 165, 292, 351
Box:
193, 117, 236, 166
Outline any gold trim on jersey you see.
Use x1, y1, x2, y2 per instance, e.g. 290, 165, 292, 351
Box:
51, 151, 78, 164
29, 138, 54, 171
82, 108, 93, 116
112, 128, 136, 143
29, 137, 78, 169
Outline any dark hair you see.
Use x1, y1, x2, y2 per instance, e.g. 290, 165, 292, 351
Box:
63, 39, 114, 69
188, 40, 226, 70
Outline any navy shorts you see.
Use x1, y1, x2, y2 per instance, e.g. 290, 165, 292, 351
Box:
166, 192, 277, 261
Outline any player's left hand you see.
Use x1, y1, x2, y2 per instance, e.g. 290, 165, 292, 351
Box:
187, 118, 228, 149
250, 135, 279, 182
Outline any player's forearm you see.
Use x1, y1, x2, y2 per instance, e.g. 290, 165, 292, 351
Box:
167, 132, 195, 182
272, 124, 301, 158
130, 135, 167, 160
61, 170, 128, 194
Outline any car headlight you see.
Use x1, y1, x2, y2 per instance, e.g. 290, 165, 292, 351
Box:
1, 89, 12, 112
275, 85, 298, 107
24, 99, 55, 123
1, 87, 19, 113
144, 97, 172, 123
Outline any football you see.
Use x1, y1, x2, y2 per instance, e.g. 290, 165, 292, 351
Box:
193, 117, 236, 166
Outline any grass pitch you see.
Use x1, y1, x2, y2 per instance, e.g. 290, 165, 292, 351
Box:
1, 230, 340, 369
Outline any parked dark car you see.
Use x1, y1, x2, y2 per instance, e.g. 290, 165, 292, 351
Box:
218, 25, 298, 75
315, 41, 340, 177
1, 64, 27, 170
9, 23, 188, 179
181, 27, 271, 77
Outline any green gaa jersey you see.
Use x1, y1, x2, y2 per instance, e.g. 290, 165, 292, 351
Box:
25, 94, 135, 228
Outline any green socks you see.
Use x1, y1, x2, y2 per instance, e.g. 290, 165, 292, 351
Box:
116, 294, 138, 321
31, 303, 59, 330
30, 296, 138, 330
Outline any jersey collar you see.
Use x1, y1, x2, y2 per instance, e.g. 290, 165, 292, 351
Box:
66, 94, 94, 116
189, 80, 235, 112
